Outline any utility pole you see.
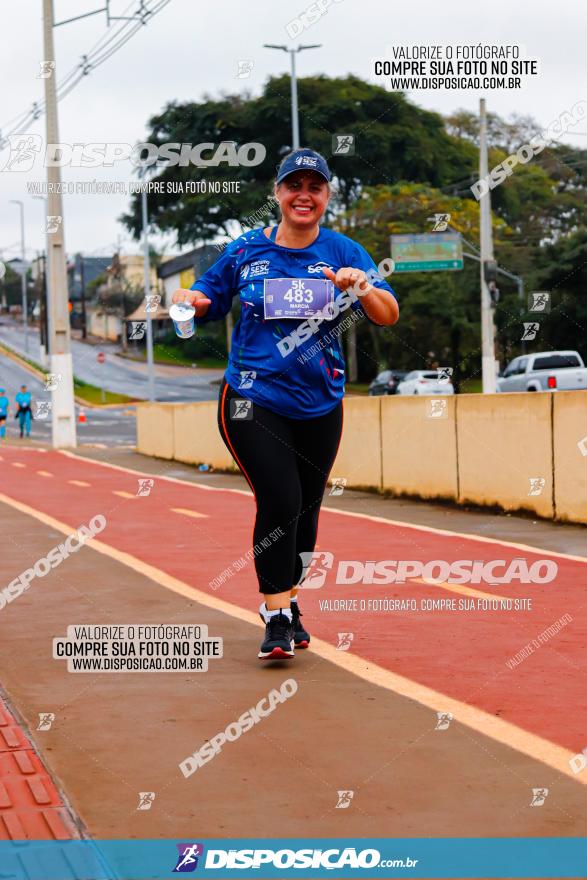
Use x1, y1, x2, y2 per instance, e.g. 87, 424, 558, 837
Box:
141, 181, 156, 401
39, 251, 48, 364
9, 200, 28, 353
263, 44, 321, 149
33, 195, 50, 364
80, 255, 87, 339
479, 99, 497, 394
43, 0, 77, 446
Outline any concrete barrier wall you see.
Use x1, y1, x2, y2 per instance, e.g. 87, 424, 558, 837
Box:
381, 395, 458, 499
457, 393, 554, 518
553, 392, 587, 523
173, 402, 236, 471
136, 403, 176, 459
136, 391, 587, 524
333, 397, 382, 489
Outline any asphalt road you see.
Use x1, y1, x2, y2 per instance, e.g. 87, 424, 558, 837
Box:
0, 319, 224, 403
0, 348, 136, 447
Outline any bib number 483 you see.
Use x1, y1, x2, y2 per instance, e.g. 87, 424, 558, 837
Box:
284, 280, 313, 304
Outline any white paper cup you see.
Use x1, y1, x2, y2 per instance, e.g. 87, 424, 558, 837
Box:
169, 302, 196, 339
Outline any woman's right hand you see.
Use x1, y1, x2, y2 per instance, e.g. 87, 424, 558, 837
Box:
171, 288, 212, 317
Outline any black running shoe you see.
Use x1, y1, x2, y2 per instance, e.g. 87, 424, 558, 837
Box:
258, 611, 295, 660
291, 602, 310, 649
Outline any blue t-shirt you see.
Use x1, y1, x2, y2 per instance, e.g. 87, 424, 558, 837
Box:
0, 395, 8, 415
15, 391, 31, 408
192, 226, 397, 419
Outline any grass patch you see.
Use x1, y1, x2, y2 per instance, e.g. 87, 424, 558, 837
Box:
124, 344, 227, 370
346, 382, 371, 395
73, 379, 135, 406
458, 377, 483, 394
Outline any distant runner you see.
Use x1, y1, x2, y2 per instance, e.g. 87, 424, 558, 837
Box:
15, 384, 32, 439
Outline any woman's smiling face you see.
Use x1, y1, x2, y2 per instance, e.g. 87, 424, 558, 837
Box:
275, 170, 330, 228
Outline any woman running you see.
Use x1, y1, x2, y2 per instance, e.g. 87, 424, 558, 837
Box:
172, 147, 399, 660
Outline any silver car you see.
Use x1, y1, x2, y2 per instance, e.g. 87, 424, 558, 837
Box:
497, 350, 587, 392
396, 370, 455, 395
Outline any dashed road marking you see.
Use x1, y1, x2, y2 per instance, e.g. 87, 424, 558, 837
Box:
170, 507, 209, 519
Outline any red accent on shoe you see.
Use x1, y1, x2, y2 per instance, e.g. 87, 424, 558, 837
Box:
259, 647, 294, 660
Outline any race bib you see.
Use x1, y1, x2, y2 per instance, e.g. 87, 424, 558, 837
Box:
263, 278, 335, 319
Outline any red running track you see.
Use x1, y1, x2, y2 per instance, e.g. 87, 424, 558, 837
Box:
1, 446, 585, 754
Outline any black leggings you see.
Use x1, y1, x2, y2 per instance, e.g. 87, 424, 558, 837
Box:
217, 378, 343, 594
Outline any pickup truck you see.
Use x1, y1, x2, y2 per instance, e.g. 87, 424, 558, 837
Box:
497, 350, 587, 392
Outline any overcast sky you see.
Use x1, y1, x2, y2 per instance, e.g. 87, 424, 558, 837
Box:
1, 0, 586, 262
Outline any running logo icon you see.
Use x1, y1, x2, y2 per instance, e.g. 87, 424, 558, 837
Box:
37, 60, 56, 79
230, 399, 253, 420
521, 322, 539, 341
332, 135, 355, 156
173, 843, 204, 872
335, 790, 354, 809
329, 477, 347, 496
530, 788, 549, 807
298, 551, 334, 589
436, 367, 453, 385
435, 712, 453, 731
528, 477, 546, 497
37, 712, 55, 731
44, 372, 62, 391
35, 401, 52, 419
528, 292, 551, 313
46, 215, 62, 234
428, 213, 451, 231
1, 134, 42, 172
238, 370, 256, 390
427, 399, 448, 419
137, 792, 155, 811
128, 321, 146, 341
137, 478, 154, 497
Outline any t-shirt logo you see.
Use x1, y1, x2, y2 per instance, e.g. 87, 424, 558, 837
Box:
248, 260, 270, 277
307, 261, 334, 275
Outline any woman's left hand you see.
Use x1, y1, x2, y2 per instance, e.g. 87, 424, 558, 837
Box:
321, 266, 371, 296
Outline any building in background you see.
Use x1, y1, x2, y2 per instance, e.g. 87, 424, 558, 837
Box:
157, 246, 218, 308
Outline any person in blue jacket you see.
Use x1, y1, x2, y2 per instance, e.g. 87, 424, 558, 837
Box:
0, 388, 9, 440
172, 148, 399, 661
15, 384, 32, 438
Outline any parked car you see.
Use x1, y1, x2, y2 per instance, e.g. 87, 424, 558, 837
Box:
396, 370, 455, 395
368, 370, 408, 396
496, 350, 587, 392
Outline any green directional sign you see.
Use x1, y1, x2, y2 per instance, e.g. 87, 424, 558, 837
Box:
391, 232, 463, 273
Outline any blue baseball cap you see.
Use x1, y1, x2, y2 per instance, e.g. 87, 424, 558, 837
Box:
276, 148, 331, 184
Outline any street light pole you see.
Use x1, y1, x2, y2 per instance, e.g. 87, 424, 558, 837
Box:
290, 50, 300, 150
263, 44, 321, 149
141, 184, 156, 402
479, 98, 497, 394
9, 200, 28, 353
43, 0, 77, 447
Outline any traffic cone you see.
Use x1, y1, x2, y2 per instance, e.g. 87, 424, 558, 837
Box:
78, 409, 87, 423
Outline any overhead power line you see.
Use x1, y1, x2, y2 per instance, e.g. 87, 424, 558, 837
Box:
0, 0, 171, 148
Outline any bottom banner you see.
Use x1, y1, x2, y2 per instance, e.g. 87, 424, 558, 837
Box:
0, 838, 584, 879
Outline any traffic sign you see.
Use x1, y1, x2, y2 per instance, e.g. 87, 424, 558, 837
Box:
97, 352, 105, 364
391, 232, 464, 273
